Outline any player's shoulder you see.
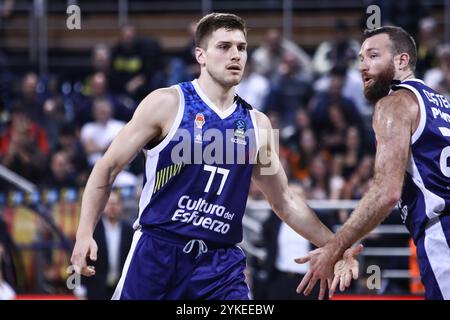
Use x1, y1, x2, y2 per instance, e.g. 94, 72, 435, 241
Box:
137, 86, 179, 115
376, 88, 419, 118
250, 109, 272, 130
144, 86, 180, 108
131, 86, 180, 128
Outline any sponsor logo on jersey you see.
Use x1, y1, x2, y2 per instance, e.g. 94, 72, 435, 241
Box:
170, 195, 235, 235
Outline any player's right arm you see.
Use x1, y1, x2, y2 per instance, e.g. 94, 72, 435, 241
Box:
71, 87, 179, 276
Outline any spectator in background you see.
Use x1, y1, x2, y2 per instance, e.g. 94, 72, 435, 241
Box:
265, 52, 312, 130
170, 21, 200, 83
110, 24, 163, 101
12, 72, 45, 122
42, 151, 78, 188
80, 98, 125, 167
41, 76, 72, 149
91, 43, 112, 76
76, 72, 135, 126
80, 98, 136, 187
305, 155, 330, 201
311, 66, 367, 142
338, 155, 374, 223
0, 51, 13, 119
319, 103, 351, 154
252, 28, 313, 81
415, 17, 440, 78
79, 192, 133, 300
53, 124, 89, 187
235, 60, 270, 111
287, 129, 329, 182
424, 44, 450, 93
313, 20, 360, 75
341, 126, 364, 178
0, 104, 48, 183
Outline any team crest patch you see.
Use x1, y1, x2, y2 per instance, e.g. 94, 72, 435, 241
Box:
231, 119, 247, 145
195, 113, 205, 129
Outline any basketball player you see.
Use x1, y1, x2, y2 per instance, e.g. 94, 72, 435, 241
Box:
71, 13, 361, 300
296, 26, 450, 300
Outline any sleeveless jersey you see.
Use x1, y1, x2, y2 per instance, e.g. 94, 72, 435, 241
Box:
392, 79, 450, 241
134, 79, 259, 245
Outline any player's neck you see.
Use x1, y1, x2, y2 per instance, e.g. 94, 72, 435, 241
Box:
197, 75, 235, 111
396, 71, 415, 82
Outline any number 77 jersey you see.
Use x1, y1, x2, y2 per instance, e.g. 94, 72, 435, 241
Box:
133, 80, 259, 245
392, 79, 450, 242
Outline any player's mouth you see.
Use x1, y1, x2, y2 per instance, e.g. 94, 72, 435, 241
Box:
226, 64, 242, 71
363, 75, 374, 87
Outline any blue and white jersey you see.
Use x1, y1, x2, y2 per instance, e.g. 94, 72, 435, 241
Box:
392, 79, 450, 241
134, 79, 259, 245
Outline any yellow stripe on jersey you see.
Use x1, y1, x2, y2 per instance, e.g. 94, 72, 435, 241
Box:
153, 163, 185, 194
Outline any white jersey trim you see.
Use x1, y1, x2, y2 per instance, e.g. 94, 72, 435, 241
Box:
133, 152, 160, 229
394, 82, 426, 144
148, 85, 185, 156
407, 155, 445, 220
111, 229, 143, 300
424, 219, 450, 299
192, 79, 237, 119
249, 109, 260, 164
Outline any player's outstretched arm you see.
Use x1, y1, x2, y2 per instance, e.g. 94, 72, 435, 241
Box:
296, 89, 419, 297
71, 87, 179, 276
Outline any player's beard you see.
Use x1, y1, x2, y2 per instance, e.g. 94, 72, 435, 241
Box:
364, 61, 395, 104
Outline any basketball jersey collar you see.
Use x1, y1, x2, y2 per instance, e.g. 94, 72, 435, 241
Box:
192, 79, 237, 119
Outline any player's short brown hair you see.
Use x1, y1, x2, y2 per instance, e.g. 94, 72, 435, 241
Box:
195, 13, 247, 48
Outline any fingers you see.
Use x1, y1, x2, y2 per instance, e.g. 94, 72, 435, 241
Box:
81, 265, 96, 277
303, 276, 318, 296
72, 263, 82, 275
71, 252, 85, 275
90, 242, 98, 261
355, 244, 364, 254
318, 279, 327, 300
296, 271, 312, 294
294, 255, 311, 264
339, 272, 345, 292
351, 262, 359, 280
330, 274, 339, 298
344, 270, 351, 288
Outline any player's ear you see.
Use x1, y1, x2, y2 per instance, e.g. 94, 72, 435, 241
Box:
195, 47, 206, 66
396, 52, 410, 71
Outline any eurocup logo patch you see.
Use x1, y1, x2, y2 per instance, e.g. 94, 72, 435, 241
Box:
195, 113, 205, 129
231, 119, 247, 145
